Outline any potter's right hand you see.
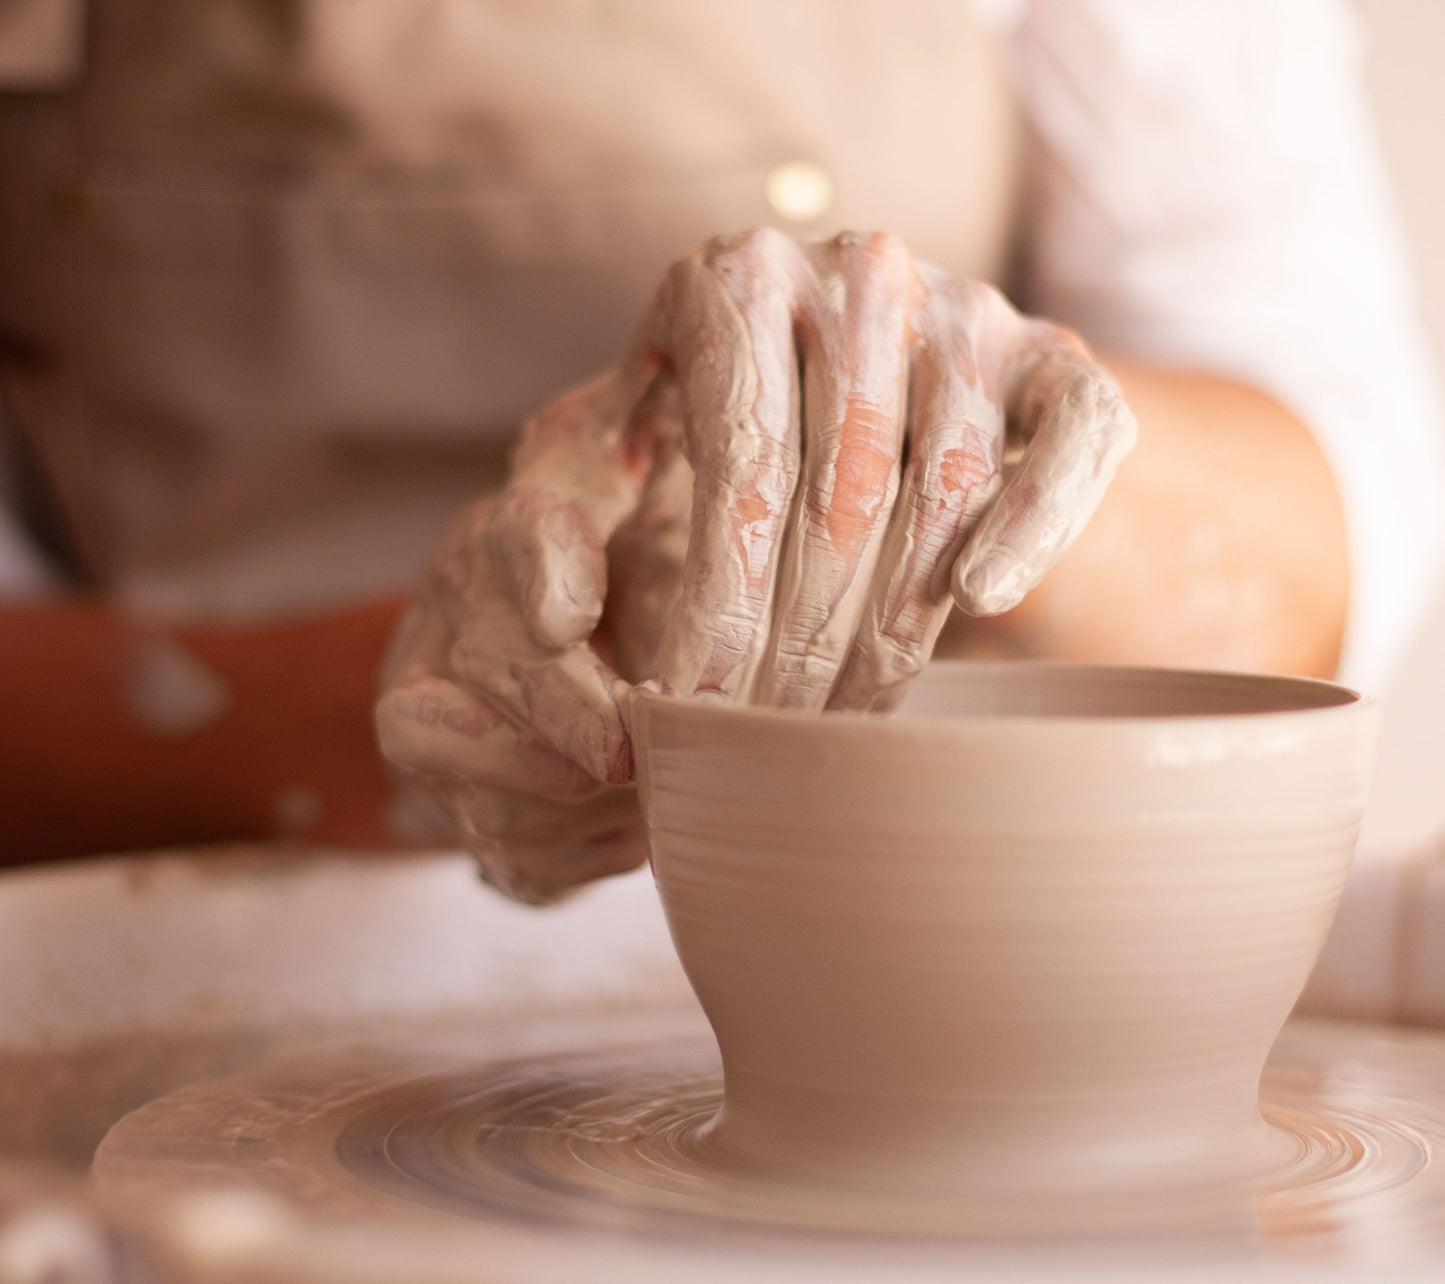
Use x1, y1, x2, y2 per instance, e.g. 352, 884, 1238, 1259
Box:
638, 228, 1137, 709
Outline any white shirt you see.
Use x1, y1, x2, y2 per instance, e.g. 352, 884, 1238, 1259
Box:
976, 0, 1445, 691
4, 0, 1442, 693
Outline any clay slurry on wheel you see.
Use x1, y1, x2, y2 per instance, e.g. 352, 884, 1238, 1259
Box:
92, 1008, 1445, 1251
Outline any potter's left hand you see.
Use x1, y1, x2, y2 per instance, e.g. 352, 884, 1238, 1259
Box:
373, 369, 688, 902
641, 228, 1138, 710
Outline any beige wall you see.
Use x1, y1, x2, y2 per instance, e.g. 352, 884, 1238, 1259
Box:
1353, 0, 1445, 855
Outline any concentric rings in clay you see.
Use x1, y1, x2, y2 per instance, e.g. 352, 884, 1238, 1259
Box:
633, 662, 1377, 1191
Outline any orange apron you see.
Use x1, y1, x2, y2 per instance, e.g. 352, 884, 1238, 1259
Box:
0, 0, 1020, 616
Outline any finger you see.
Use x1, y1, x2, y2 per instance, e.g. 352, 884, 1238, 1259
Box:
397, 498, 634, 785
383, 496, 500, 686
376, 594, 445, 694
490, 365, 674, 651
754, 231, 917, 709
375, 675, 602, 800
600, 446, 694, 683
828, 286, 1007, 711
449, 599, 635, 784
446, 376, 674, 784
642, 228, 806, 701
434, 777, 646, 905
951, 329, 1138, 616
375, 577, 603, 798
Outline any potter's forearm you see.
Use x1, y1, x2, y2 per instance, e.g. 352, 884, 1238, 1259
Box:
947, 359, 1349, 677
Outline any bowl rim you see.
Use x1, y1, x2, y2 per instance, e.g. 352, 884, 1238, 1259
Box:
629, 660, 1373, 734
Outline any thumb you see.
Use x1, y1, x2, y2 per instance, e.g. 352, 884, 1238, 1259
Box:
490, 366, 678, 651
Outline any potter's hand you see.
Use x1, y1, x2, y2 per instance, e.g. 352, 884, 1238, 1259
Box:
643, 228, 1137, 709
374, 370, 690, 903
376, 229, 1135, 902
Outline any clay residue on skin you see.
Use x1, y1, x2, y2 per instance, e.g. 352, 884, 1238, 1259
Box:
745, 236, 911, 709
637, 233, 1135, 713
951, 330, 1137, 616
829, 278, 1006, 710
373, 368, 680, 901
645, 229, 805, 704
823, 402, 900, 551
375, 674, 598, 801
375, 229, 1138, 902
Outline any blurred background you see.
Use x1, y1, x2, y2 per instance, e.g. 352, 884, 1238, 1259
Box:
1350, 0, 1445, 858
0, 0, 1440, 863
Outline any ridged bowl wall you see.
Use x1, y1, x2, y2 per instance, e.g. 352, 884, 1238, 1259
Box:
631, 662, 1378, 1192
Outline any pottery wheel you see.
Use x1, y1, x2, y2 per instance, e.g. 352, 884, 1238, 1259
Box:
93, 1008, 1445, 1272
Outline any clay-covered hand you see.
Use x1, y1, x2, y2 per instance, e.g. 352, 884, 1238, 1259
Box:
637, 229, 1137, 710
374, 369, 691, 903
376, 229, 1135, 902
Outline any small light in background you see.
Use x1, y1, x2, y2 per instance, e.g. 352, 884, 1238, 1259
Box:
764, 160, 835, 223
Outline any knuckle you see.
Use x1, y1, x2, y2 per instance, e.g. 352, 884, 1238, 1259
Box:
1096, 381, 1138, 443
427, 496, 498, 582
875, 597, 931, 656
705, 226, 798, 279
845, 608, 933, 694
968, 278, 1011, 314
917, 428, 1000, 509
842, 396, 899, 444
832, 228, 913, 279
800, 483, 834, 530
935, 276, 997, 330
872, 628, 928, 681
699, 433, 799, 501
772, 629, 846, 686
487, 489, 602, 574
806, 473, 886, 533
1020, 315, 1084, 356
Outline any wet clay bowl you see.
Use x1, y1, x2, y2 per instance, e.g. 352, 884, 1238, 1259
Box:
630, 662, 1378, 1195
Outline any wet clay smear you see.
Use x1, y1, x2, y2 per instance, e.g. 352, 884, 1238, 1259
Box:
93, 1009, 1445, 1257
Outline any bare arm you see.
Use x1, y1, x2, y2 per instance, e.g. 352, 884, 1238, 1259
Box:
941, 360, 1349, 678
0, 596, 404, 863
